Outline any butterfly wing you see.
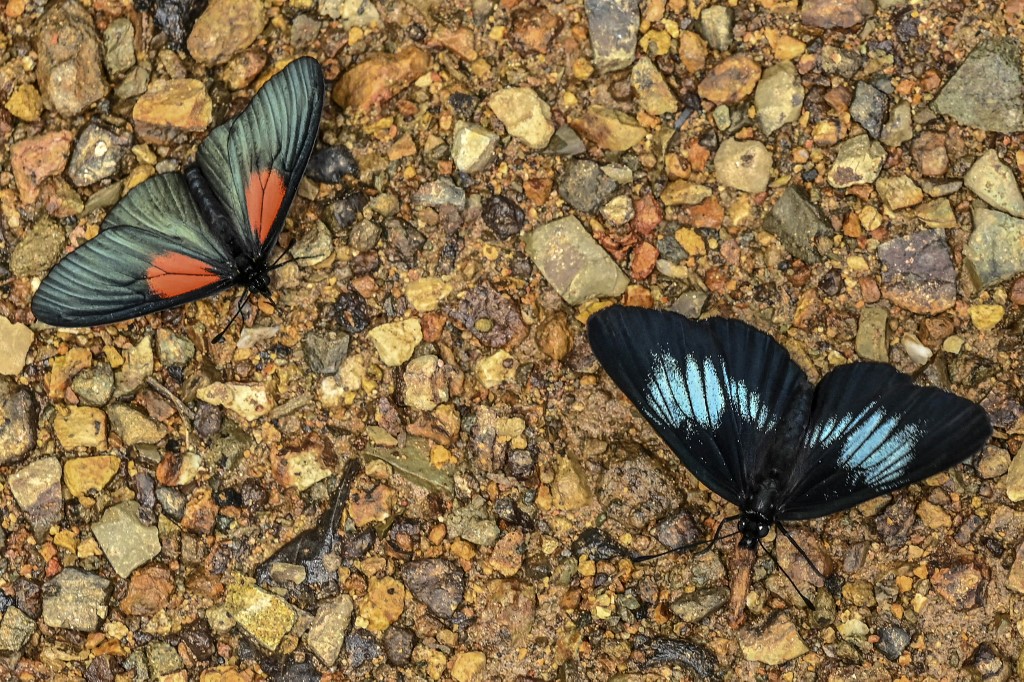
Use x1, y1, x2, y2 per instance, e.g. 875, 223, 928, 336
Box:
776, 363, 993, 520
587, 306, 811, 506
32, 173, 237, 326
195, 56, 324, 260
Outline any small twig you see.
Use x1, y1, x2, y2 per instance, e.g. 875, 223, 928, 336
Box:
146, 377, 195, 450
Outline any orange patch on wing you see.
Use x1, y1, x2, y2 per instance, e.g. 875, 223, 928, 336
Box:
245, 168, 287, 244
147, 252, 222, 298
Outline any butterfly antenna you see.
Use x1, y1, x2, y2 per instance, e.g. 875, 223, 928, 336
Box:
213, 289, 252, 344
759, 539, 815, 610
631, 514, 741, 563
776, 522, 828, 581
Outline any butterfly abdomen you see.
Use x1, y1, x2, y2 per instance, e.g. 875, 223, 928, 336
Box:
185, 166, 244, 256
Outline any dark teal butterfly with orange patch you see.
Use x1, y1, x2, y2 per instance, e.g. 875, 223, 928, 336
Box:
32, 57, 324, 332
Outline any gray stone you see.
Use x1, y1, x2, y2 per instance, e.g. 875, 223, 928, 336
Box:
488, 87, 555, 149
755, 62, 804, 135
964, 150, 1024, 218
10, 217, 65, 278
524, 216, 629, 305
878, 230, 957, 314
42, 568, 111, 632
303, 330, 350, 374
670, 587, 729, 623
71, 363, 114, 406
856, 306, 889, 362
584, 0, 639, 73
630, 57, 677, 116
9, 456, 62, 533
0, 378, 37, 465
319, 0, 379, 26
156, 328, 195, 366
763, 186, 829, 263
448, 498, 501, 547
0, 316, 33, 376
965, 207, 1024, 289
698, 5, 732, 50
106, 404, 167, 446
305, 594, 355, 666
0, 606, 35, 652
557, 159, 619, 213
34, 0, 109, 116
932, 38, 1024, 133
547, 125, 586, 156
412, 177, 466, 208
819, 45, 862, 78
451, 121, 499, 174
146, 640, 183, 676
827, 134, 887, 188
103, 17, 136, 75
671, 290, 708, 319
880, 101, 913, 147
401, 558, 466, 620
850, 82, 889, 139
714, 138, 772, 193
91, 500, 161, 578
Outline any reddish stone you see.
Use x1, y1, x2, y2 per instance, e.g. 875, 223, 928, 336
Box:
630, 241, 659, 280
120, 565, 175, 616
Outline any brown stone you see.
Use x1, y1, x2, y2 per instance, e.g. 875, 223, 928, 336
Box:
332, 46, 430, 113
34, 0, 109, 116
678, 30, 708, 73
187, 0, 266, 65
510, 4, 562, 54
912, 132, 949, 177
132, 79, 213, 144
120, 565, 175, 616
801, 0, 875, 29
570, 106, 647, 152
10, 131, 74, 204
697, 55, 762, 105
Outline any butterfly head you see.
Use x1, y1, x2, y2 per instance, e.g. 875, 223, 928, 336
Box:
241, 259, 273, 298
737, 512, 771, 549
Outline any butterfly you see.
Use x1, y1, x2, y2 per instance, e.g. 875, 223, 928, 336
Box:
587, 305, 992, 556
31, 57, 325, 335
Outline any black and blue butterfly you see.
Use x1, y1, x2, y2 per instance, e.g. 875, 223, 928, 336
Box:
587, 305, 992, 571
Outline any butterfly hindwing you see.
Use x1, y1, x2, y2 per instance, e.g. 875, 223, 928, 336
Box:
196, 56, 324, 259
32, 173, 236, 326
776, 362, 993, 520
587, 306, 810, 506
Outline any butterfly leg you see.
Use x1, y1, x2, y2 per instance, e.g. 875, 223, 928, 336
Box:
758, 539, 815, 609
631, 513, 742, 563
213, 288, 253, 343
775, 521, 828, 581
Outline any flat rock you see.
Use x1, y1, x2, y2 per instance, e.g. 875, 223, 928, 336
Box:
187, 0, 266, 64
64, 455, 120, 498
276, 448, 332, 491
698, 55, 761, 105
877, 229, 957, 314
0, 317, 33, 376
763, 185, 828, 263
964, 150, 1024, 218
405, 277, 452, 313
662, 179, 712, 206
524, 216, 629, 305
850, 81, 889, 139
72, 363, 114, 407
915, 198, 957, 229
92, 500, 161, 578
880, 100, 914, 147
476, 350, 517, 389
0, 607, 35, 652
302, 330, 350, 374
305, 594, 354, 666
34, 0, 109, 116
965, 207, 1024, 288
571, 106, 647, 152
197, 382, 272, 420
451, 121, 499, 173
856, 305, 889, 361
226, 581, 297, 652
107, 404, 167, 446
714, 138, 772, 193
932, 38, 1024, 133
801, 0, 875, 29
332, 46, 430, 112
911, 130, 948, 176
401, 558, 466, 620
42, 568, 111, 632
755, 62, 803, 135
584, 0, 639, 73
68, 124, 129, 188
0, 378, 37, 465
103, 16, 136, 75
698, 5, 732, 50
10, 130, 74, 204
557, 159, 619, 213
670, 587, 729, 623
739, 614, 809, 664
631, 57, 677, 115
827, 134, 887, 188
876, 175, 924, 211
488, 87, 555, 149
10, 457, 63, 532
120, 565, 175, 616
412, 177, 466, 208
113, 335, 154, 398
132, 79, 213, 145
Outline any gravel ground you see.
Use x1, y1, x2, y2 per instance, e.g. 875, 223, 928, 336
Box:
2, 0, 1024, 679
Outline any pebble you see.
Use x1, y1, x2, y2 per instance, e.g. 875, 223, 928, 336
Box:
403, 355, 448, 410
67, 124, 129, 187
964, 207, 1024, 288
670, 587, 729, 623
132, 79, 213, 145
401, 559, 466, 620
856, 305, 889, 361
334, 46, 430, 112
9, 456, 62, 532
801, 0, 874, 29
359, 576, 406, 632
535, 313, 573, 361
877, 230, 957, 313
524, 216, 629, 304
196, 382, 273, 421
678, 30, 708, 73
64, 455, 120, 498
71, 364, 114, 406
0, 607, 35, 652
482, 195, 526, 239
302, 330, 350, 374
876, 175, 924, 211
570, 105, 646, 152
698, 5, 732, 50
600, 195, 634, 225
850, 82, 889, 139
911, 131, 948, 176
827, 134, 887, 188
0, 379, 36, 465
115, 335, 154, 398
42, 568, 111, 632
305, 594, 354, 666
450, 282, 527, 349
931, 38, 1024, 133
763, 185, 828, 263
367, 319, 423, 367
92, 500, 161, 578
697, 55, 761, 105
34, 0, 109, 116
103, 17, 136, 75
137, 0, 204, 49
487, 86, 555, 149
969, 304, 1004, 331
54, 405, 108, 449
107, 404, 167, 446
631, 57, 677, 115
320, 0, 379, 26
451, 651, 486, 682
1010, 544, 1024, 593
584, 0, 639, 73
662, 179, 712, 206
383, 626, 416, 666
412, 177, 466, 208
976, 445, 1010, 481
714, 138, 772, 193
187, 0, 266, 64
672, 290, 708, 318
880, 100, 914, 147
156, 328, 196, 367
754, 62, 804, 135
146, 640, 184, 676
738, 614, 809, 664
0, 316, 33, 376
225, 581, 297, 652
476, 350, 517, 389
5, 83, 43, 122
346, 628, 383, 668
10, 131, 74, 204
964, 150, 1024, 218
931, 561, 982, 609
875, 623, 912, 661
547, 125, 587, 156
451, 121, 499, 173
915, 198, 957, 229
1006, 451, 1024, 501
557, 159, 618, 213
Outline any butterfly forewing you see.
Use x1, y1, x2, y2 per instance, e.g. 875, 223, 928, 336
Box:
775, 362, 993, 520
197, 56, 324, 259
587, 306, 810, 506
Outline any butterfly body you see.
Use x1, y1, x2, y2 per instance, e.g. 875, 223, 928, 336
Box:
587, 305, 992, 553
32, 57, 325, 330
